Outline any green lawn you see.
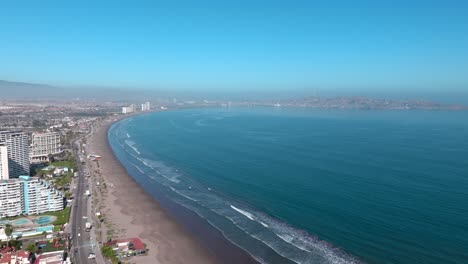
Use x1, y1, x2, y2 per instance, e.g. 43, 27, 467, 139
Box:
51, 160, 77, 170
39, 239, 67, 253
48, 207, 71, 226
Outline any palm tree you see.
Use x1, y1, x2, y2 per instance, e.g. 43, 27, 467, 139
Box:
5, 224, 13, 247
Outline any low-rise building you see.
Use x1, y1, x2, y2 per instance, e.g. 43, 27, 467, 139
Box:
105, 238, 146, 259
0, 248, 30, 264
35, 250, 71, 264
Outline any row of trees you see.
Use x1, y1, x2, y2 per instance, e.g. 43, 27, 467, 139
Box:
2, 224, 41, 253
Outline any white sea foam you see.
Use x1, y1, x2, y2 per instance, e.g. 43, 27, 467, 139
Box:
134, 165, 144, 174
124, 140, 141, 155
115, 125, 360, 264
171, 200, 269, 264
231, 205, 255, 221
136, 157, 181, 184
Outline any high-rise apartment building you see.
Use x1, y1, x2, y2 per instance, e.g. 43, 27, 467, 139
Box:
0, 131, 30, 177
30, 131, 61, 163
0, 176, 64, 218
0, 143, 9, 180
141, 101, 151, 111
122, 104, 137, 114
0, 179, 22, 217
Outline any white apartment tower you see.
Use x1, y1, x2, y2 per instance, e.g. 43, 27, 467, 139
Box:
22, 176, 64, 215
30, 131, 61, 163
0, 143, 9, 180
0, 176, 64, 218
122, 104, 137, 114
0, 180, 22, 217
0, 131, 30, 178
141, 101, 151, 111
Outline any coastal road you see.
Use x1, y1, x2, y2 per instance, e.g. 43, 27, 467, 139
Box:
70, 124, 104, 264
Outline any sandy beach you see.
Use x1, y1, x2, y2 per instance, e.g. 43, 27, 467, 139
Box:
86, 116, 218, 264
86, 114, 258, 264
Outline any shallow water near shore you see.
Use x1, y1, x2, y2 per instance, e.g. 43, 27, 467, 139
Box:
108, 107, 468, 264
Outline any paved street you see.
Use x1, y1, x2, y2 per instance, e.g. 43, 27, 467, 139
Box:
70, 125, 105, 264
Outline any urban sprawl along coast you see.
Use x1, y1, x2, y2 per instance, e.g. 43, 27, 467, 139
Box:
1, 94, 467, 264
0, 100, 158, 264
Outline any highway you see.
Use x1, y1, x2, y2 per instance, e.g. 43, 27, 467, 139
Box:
70, 125, 105, 264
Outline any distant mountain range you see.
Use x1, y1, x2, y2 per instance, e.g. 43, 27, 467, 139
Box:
0, 80, 60, 98
0, 80, 153, 101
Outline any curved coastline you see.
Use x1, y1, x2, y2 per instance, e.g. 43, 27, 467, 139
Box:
88, 111, 259, 264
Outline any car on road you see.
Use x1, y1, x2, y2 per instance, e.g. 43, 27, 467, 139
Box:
78, 233, 81, 237
88, 253, 96, 259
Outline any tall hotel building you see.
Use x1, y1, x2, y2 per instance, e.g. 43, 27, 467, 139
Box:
0, 176, 64, 218
30, 131, 61, 163
0, 131, 30, 178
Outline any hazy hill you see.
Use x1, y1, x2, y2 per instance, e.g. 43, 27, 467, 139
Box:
0, 80, 158, 101
0, 80, 63, 99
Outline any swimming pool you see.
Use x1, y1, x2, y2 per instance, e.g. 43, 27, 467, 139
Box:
33, 216, 53, 225
35, 225, 53, 232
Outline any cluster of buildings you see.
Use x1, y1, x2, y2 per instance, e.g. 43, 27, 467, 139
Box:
0, 247, 30, 264
0, 247, 71, 264
0, 131, 64, 219
121, 102, 151, 114
0, 131, 63, 180
140, 101, 151, 112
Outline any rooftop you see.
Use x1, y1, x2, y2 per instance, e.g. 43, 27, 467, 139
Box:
105, 237, 145, 251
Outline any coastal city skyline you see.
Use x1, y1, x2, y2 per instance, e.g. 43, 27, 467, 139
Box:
1, 1, 467, 264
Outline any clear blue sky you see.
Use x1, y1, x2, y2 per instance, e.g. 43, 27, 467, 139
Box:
1, 0, 467, 95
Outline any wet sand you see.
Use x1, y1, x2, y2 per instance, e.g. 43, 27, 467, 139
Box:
86, 114, 258, 264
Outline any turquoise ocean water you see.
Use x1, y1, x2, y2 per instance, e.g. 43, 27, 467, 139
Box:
108, 108, 468, 264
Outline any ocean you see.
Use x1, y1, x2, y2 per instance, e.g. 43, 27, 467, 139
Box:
108, 107, 468, 264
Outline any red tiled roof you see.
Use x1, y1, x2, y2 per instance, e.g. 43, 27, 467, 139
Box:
16, 251, 29, 258
105, 237, 145, 251
0, 250, 29, 264
0, 247, 15, 254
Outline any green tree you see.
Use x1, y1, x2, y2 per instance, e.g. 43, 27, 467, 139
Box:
4, 224, 13, 247
25, 243, 38, 253
101, 245, 119, 263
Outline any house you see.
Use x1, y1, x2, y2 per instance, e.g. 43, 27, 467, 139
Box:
35, 250, 71, 264
105, 238, 146, 258
53, 167, 68, 176
0, 248, 30, 264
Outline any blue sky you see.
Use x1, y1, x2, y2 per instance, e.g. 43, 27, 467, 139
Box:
1, 0, 467, 95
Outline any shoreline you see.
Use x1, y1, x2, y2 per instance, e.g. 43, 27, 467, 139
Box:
87, 112, 259, 264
